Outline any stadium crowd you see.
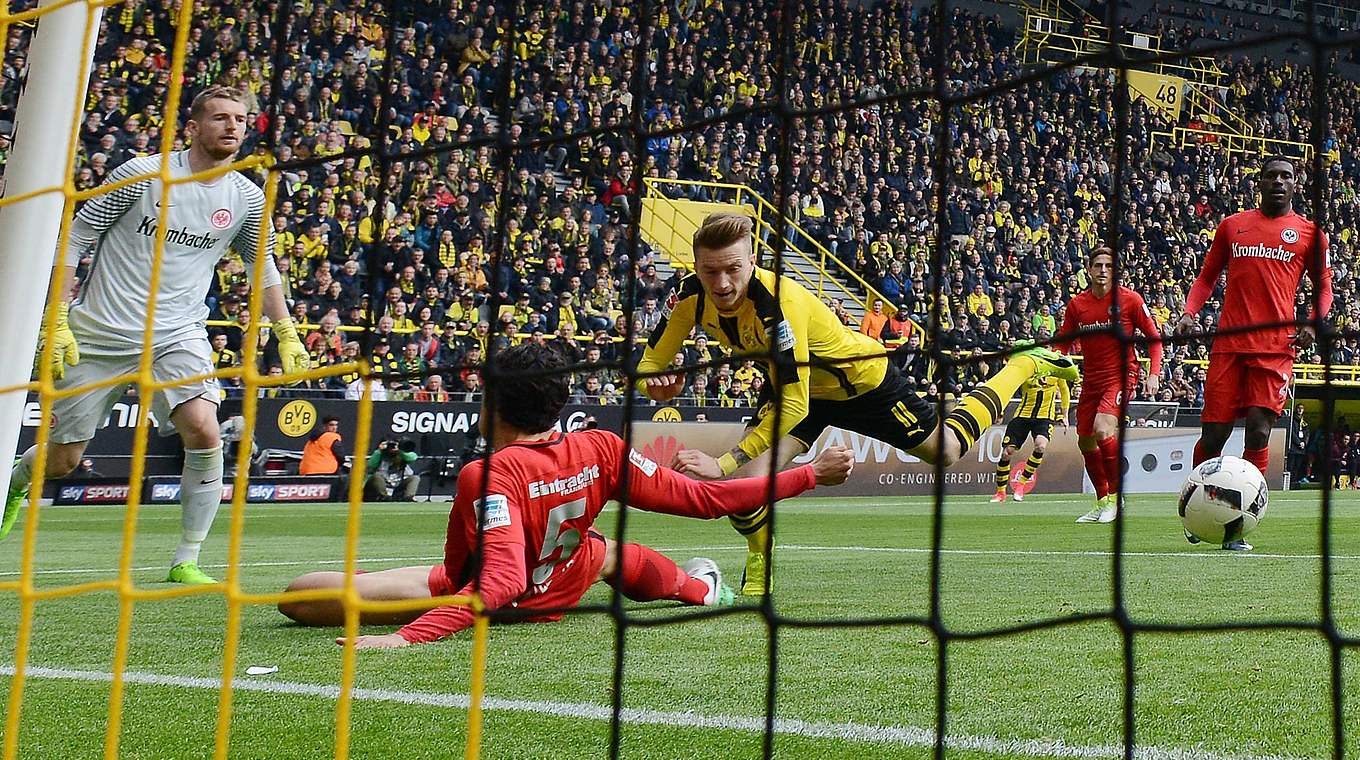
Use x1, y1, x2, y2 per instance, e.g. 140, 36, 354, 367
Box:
0, 0, 1357, 411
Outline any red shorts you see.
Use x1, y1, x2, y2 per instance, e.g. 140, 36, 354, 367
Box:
1201, 352, 1293, 423
1075, 375, 1136, 438
428, 531, 608, 624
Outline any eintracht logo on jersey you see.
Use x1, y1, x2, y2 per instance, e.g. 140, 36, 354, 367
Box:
1281, 228, 1299, 244
210, 208, 233, 230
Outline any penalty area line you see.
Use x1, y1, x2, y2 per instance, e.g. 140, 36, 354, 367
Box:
1, 544, 1355, 580
0, 664, 1300, 760
0, 556, 445, 578
777, 545, 1360, 561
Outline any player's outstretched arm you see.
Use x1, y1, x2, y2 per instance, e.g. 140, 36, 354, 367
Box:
1182, 219, 1231, 328
634, 293, 695, 402
389, 538, 528, 645
39, 160, 148, 380
383, 476, 532, 646
626, 445, 853, 519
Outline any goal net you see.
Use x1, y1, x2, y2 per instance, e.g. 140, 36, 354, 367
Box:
0, 0, 1355, 758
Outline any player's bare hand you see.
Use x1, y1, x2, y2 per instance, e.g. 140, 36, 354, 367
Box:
1144, 374, 1160, 398
672, 448, 724, 480
810, 446, 854, 486
1173, 312, 1197, 336
338, 633, 411, 650
643, 373, 684, 402
1292, 325, 1317, 350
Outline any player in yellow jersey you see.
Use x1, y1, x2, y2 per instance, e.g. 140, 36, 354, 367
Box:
992, 372, 1069, 503
637, 214, 1079, 595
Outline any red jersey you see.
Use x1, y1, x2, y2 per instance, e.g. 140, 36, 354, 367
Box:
1185, 209, 1331, 355
1057, 285, 1163, 387
398, 429, 818, 643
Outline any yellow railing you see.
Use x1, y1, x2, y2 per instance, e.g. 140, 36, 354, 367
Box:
1016, 9, 1339, 162
1175, 358, 1360, 387
638, 186, 757, 266
208, 316, 1360, 386
1017, 8, 1223, 87
1289, 363, 1360, 386
206, 319, 688, 347
1151, 127, 1314, 160
1184, 82, 1255, 137
1173, 56, 1226, 90
641, 178, 925, 343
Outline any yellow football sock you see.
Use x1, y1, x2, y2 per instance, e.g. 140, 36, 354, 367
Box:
944, 360, 1033, 453
729, 505, 771, 554
1022, 451, 1045, 480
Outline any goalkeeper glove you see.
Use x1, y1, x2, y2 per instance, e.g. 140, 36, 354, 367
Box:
38, 302, 80, 381
271, 317, 311, 377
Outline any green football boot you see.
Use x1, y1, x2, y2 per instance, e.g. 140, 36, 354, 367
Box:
166, 561, 218, 585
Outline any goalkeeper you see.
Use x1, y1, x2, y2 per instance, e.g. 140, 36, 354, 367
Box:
637, 213, 1078, 595
0, 87, 308, 585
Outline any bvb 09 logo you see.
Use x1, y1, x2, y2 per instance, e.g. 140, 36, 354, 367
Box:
278, 399, 318, 437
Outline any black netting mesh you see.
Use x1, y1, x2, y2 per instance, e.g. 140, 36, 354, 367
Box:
11, 0, 1360, 755
295, 1, 1360, 757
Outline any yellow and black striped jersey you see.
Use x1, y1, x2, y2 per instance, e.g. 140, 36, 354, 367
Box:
1013, 376, 1070, 422
638, 267, 889, 467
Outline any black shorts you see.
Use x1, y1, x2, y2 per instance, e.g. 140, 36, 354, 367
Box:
754, 365, 937, 452
1002, 417, 1053, 448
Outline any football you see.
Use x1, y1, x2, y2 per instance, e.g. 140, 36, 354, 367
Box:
1178, 456, 1270, 544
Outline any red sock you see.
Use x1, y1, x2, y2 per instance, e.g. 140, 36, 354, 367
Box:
1098, 436, 1122, 496
1242, 446, 1269, 477
1082, 447, 1109, 499
608, 544, 708, 605
1192, 439, 1220, 467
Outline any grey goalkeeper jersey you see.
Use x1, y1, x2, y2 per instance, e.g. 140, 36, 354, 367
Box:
65, 151, 281, 350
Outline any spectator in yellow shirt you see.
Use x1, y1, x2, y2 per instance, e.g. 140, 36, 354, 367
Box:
966, 284, 994, 318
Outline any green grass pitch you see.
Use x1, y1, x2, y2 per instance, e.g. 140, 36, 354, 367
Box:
1, 491, 1359, 759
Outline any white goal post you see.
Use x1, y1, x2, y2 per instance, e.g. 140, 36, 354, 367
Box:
0, 0, 103, 501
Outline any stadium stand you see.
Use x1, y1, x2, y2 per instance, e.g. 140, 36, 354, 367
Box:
0, 0, 1357, 411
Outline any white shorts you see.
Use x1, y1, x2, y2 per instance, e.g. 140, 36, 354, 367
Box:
50, 337, 221, 444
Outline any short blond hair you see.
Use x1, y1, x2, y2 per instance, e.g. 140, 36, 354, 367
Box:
189, 85, 247, 122
693, 213, 753, 254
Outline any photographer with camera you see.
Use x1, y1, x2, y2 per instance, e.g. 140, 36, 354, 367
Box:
363, 439, 420, 502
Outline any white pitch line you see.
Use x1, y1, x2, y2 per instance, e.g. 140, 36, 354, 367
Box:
1, 542, 1356, 581
0, 556, 444, 578
0, 664, 1300, 760
34, 509, 445, 523
779, 545, 1360, 561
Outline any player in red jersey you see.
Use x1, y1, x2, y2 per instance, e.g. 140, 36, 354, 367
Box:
278, 343, 854, 648
1057, 247, 1162, 524
1176, 155, 1331, 550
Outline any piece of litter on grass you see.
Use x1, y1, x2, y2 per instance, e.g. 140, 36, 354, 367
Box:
245, 666, 278, 676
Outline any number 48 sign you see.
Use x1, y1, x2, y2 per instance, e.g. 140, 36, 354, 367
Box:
1126, 70, 1185, 121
